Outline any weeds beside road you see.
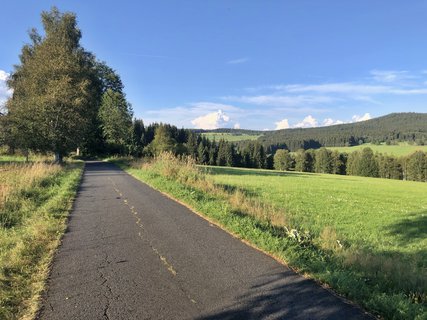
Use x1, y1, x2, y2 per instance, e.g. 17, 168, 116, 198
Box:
0, 160, 83, 320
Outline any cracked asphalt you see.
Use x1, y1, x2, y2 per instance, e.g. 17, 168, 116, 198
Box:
38, 161, 371, 320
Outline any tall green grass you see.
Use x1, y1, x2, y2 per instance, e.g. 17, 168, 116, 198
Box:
116, 154, 426, 320
0, 161, 83, 320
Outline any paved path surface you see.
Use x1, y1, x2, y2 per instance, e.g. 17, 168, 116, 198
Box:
39, 161, 371, 320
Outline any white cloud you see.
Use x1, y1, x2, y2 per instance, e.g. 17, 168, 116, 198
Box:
224, 95, 335, 107
283, 83, 391, 95
352, 113, 372, 122
279, 82, 427, 96
275, 119, 290, 130
370, 70, 410, 83
0, 70, 13, 107
322, 118, 344, 126
0, 70, 9, 81
191, 109, 231, 129
233, 123, 241, 129
227, 57, 249, 64
294, 115, 318, 128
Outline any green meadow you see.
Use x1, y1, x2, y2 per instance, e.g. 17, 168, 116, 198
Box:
328, 143, 427, 157
201, 132, 262, 142
207, 166, 427, 257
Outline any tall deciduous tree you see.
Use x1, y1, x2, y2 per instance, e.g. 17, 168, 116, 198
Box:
274, 149, 292, 171
6, 7, 99, 162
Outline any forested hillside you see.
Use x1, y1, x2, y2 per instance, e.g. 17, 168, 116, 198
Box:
259, 113, 427, 151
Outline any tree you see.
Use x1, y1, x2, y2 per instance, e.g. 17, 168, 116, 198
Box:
274, 149, 292, 171
315, 148, 332, 173
98, 89, 133, 154
145, 124, 176, 156
128, 119, 145, 156
346, 151, 360, 176
406, 151, 426, 182
186, 132, 199, 159
358, 148, 379, 177
5, 8, 99, 162
197, 141, 209, 164
377, 154, 402, 180
331, 150, 346, 175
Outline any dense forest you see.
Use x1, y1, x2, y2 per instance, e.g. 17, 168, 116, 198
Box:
259, 112, 427, 151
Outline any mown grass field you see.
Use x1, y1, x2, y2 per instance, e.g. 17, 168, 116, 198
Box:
328, 143, 427, 156
0, 160, 83, 319
202, 132, 262, 142
118, 155, 427, 319
207, 166, 427, 256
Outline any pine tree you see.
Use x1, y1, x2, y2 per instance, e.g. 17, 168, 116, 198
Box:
197, 141, 209, 164
146, 125, 176, 156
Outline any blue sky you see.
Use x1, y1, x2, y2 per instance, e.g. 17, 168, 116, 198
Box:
1, 1, 427, 130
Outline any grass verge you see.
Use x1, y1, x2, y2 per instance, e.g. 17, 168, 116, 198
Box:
0, 161, 83, 320
113, 154, 426, 320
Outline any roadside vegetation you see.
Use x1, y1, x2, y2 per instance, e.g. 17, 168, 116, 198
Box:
115, 153, 427, 320
0, 160, 83, 319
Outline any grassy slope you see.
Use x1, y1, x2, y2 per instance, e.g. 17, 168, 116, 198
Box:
0, 162, 83, 320
202, 132, 262, 142
118, 158, 426, 319
327, 143, 427, 157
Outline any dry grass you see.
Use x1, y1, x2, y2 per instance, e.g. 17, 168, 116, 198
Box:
0, 160, 82, 320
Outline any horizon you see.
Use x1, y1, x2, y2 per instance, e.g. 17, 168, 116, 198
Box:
1, 1, 427, 130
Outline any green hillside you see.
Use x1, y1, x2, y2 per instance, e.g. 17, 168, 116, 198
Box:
259, 112, 427, 151
328, 142, 427, 157
201, 132, 262, 142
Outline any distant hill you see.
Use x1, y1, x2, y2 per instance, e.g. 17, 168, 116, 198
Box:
198, 113, 427, 151
193, 128, 264, 135
259, 113, 427, 151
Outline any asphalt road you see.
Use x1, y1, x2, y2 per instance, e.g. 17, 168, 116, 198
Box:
38, 161, 371, 320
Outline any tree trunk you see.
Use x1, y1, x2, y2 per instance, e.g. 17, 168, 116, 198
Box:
54, 152, 63, 164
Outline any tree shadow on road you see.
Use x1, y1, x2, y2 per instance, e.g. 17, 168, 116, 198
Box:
195, 270, 370, 320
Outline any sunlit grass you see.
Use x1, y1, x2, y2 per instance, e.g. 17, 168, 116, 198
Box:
0, 160, 83, 320
328, 142, 427, 157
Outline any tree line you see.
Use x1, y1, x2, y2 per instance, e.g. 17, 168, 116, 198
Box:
274, 147, 426, 182
144, 125, 427, 183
